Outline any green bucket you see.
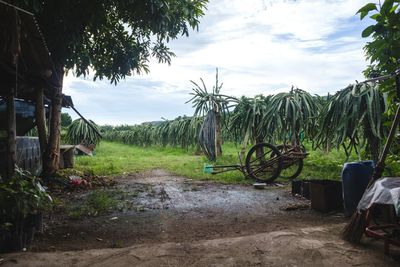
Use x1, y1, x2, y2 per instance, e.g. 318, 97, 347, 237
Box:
203, 164, 214, 174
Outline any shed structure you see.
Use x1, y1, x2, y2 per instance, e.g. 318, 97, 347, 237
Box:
0, 2, 67, 179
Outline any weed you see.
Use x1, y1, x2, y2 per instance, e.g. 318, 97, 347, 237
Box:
67, 190, 119, 219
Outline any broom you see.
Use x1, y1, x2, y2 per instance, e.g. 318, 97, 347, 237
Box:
342, 73, 400, 243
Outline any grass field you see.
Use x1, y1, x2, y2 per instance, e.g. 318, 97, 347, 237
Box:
74, 141, 368, 183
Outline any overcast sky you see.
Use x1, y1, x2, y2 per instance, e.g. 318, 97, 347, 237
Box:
63, 0, 373, 125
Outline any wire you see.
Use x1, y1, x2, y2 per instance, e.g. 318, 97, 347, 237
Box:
0, 0, 33, 15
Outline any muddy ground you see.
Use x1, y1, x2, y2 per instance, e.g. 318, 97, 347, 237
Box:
1, 170, 398, 266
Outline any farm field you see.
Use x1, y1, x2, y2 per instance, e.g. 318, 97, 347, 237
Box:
2, 141, 396, 266
3, 0, 400, 266
75, 140, 400, 181
75, 140, 361, 182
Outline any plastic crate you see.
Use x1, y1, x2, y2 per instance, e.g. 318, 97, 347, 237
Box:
310, 180, 343, 212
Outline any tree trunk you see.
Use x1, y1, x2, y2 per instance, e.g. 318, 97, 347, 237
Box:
35, 87, 47, 159
42, 65, 64, 176
5, 87, 16, 181
291, 127, 299, 146
363, 119, 380, 163
325, 140, 331, 153
215, 112, 222, 157
239, 130, 251, 162
254, 131, 264, 159
369, 137, 380, 163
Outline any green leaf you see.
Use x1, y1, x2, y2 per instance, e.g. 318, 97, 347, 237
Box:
381, 0, 395, 15
362, 25, 375, 37
357, 3, 377, 19
390, 4, 399, 13
369, 13, 381, 20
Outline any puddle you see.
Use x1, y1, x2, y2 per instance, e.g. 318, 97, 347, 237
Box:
116, 169, 304, 216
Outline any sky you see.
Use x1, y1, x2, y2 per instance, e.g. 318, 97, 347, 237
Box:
63, 0, 374, 125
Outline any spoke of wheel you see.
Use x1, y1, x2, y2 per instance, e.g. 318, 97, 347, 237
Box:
250, 158, 280, 176
281, 156, 296, 166
252, 165, 272, 176
248, 150, 271, 164
249, 155, 281, 167
249, 158, 279, 172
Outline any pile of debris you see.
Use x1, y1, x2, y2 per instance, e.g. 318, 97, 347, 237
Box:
46, 169, 116, 192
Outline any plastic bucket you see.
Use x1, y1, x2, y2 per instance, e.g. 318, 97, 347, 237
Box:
203, 164, 214, 174
341, 161, 374, 216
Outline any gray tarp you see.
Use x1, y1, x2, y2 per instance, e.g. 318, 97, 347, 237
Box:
357, 177, 400, 215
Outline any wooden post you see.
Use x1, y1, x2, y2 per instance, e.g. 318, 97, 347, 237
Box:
35, 87, 47, 157
3, 0, 21, 181
6, 87, 16, 180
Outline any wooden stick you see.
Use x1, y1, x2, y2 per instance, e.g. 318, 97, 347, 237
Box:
359, 69, 400, 84
371, 102, 400, 182
370, 74, 400, 182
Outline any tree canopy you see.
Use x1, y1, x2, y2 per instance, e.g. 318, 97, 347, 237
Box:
7, 0, 208, 175
61, 113, 73, 128
358, 0, 400, 101
13, 0, 208, 83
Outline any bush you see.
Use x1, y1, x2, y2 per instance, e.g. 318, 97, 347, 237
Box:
0, 168, 52, 252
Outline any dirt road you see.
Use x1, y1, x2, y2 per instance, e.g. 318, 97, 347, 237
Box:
1, 170, 396, 266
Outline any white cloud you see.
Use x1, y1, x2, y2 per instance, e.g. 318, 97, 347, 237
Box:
63, 0, 374, 125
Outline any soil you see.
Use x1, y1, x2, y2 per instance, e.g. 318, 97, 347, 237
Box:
1, 170, 398, 266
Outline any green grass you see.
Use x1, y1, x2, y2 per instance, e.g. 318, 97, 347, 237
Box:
67, 189, 120, 219
74, 141, 371, 183
300, 144, 359, 181
76, 141, 247, 183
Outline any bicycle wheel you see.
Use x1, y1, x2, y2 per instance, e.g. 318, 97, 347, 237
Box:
273, 145, 304, 180
245, 143, 282, 183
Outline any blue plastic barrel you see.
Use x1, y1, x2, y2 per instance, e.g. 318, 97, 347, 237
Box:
341, 161, 375, 217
